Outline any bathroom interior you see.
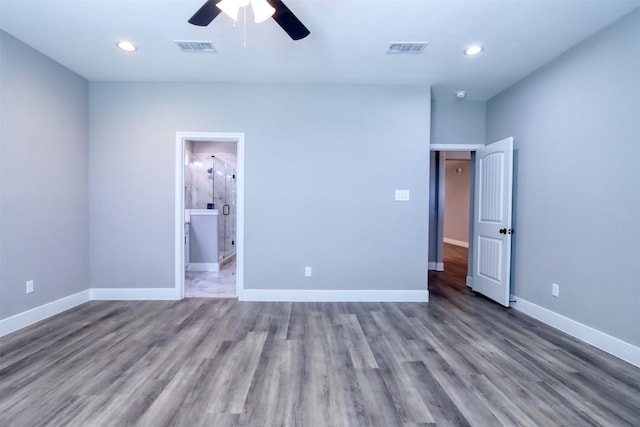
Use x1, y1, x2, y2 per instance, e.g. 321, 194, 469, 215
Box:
184, 139, 237, 298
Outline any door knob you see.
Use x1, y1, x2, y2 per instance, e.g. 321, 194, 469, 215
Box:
499, 228, 507, 234
499, 228, 514, 235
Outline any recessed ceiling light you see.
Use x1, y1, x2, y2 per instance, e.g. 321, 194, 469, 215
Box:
116, 41, 137, 52
464, 45, 484, 56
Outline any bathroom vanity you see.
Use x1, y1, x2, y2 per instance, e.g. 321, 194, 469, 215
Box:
185, 209, 219, 271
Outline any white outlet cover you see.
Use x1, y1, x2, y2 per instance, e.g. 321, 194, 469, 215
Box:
552, 283, 559, 297
395, 189, 410, 201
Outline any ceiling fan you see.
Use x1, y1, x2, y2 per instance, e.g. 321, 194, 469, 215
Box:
188, 0, 310, 41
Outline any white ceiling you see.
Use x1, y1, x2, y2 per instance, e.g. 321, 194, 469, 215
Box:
1, 0, 638, 100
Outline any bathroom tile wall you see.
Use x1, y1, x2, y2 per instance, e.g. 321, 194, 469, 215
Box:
187, 153, 236, 210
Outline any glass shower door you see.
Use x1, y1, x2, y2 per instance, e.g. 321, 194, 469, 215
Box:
219, 162, 236, 262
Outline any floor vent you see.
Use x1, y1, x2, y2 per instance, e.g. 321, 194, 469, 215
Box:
387, 42, 428, 54
175, 40, 217, 53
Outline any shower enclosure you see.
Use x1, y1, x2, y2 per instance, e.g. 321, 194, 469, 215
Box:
212, 157, 236, 264
185, 148, 237, 264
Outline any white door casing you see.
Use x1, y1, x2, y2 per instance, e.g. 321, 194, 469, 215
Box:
472, 137, 514, 307
175, 132, 245, 300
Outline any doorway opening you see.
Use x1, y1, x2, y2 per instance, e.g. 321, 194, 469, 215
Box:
185, 140, 237, 297
429, 147, 479, 297
442, 151, 472, 291
429, 138, 515, 307
175, 132, 245, 300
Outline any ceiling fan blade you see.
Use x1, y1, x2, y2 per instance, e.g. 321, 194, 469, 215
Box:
269, 0, 310, 40
188, 0, 222, 26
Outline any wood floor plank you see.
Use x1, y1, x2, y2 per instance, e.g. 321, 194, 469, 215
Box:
338, 313, 379, 370
293, 310, 333, 426
368, 337, 436, 425
240, 337, 295, 426
467, 374, 537, 426
404, 361, 473, 427
355, 367, 404, 427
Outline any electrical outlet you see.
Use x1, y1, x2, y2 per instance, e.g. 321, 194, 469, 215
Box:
304, 267, 312, 277
552, 283, 559, 297
26, 280, 34, 294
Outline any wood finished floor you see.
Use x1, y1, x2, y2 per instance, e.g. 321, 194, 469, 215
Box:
1, 244, 639, 426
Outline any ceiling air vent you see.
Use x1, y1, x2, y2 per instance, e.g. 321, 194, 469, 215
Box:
175, 40, 217, 53
387, 42, 428, 54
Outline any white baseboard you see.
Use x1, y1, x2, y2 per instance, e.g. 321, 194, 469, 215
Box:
239, 289, 429, 302
428, 262, 444, 271
90, 288, 180, 300
0, 290, 91, 338
511, 296, 640, 368
443, 238, 469, 248
466, 275, 473, 287
187, 262, 219, 272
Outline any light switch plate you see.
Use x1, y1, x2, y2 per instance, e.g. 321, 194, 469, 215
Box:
395, 189, 410, 201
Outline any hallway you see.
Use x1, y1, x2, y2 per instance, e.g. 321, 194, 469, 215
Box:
430, 242, 469, 295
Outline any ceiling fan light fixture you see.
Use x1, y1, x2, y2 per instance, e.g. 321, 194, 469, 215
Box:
189, 0, 310, 40
251, 0, 275, 23
216, 0, 240, 21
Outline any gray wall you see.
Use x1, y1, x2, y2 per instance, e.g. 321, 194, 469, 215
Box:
431, 98, 486, 146
486, 9, 640, 346
0, 31, 89, 319
89, 83, 431, 292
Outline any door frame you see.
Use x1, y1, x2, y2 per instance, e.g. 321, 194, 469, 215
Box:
175, 132, 245, 299
429, 144, 484, 288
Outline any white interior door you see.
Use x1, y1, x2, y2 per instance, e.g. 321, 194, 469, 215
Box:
472, 137, 514, 307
